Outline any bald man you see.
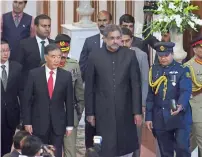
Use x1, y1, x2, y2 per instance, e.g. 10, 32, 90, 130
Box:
79, 10, 112, 148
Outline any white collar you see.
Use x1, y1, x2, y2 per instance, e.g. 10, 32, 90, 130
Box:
45, 65, 57, 74
100, 33, 103, 40
0, 60, 9, 67
35, 35, 48, 44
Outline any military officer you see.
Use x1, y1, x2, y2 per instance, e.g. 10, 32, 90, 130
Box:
145, 42, 192, 157
55, 34, 85, 157
184, 36, 202, 157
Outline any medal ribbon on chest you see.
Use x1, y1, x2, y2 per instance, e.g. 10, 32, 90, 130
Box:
188, 64, 202, 92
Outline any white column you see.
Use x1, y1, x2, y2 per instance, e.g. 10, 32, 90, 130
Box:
50, 1, 58, 39
115, 1, 125, 25
64, 1, 74, 25
134, 1, 144, 38
99, 0, 107, 11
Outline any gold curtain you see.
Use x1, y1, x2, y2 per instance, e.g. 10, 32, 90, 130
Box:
107, 1, 116, 24
73, 1, 79, 22
91, 1, 99, 22
125, 1, 134, 16
42, 0, 50, 16
57, 0, 65, 34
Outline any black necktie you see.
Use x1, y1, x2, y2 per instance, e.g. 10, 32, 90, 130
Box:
41, 41, 45, 62
1, 65, 7, 90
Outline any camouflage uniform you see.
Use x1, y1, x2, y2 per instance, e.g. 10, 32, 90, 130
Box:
62, 57, 84, 157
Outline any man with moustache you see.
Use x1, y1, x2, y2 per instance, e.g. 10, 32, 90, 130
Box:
184, 36, 202, 157
79, 10, 112, 81
1, 0, 35, 61
85, 24, 142, 157
79, 10, 112, 149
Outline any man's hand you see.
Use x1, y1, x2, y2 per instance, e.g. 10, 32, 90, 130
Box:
24, 125, 33, 135
134, 115, 142, 127
171, 105, 183, 116
66, 130, 72, 136
145, 121, 153, 132
87, 116, 95, 127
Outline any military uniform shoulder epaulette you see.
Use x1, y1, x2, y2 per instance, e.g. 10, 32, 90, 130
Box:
67, 58, 78, 63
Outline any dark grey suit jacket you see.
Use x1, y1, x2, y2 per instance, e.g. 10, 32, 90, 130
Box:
79, 34, 101, 81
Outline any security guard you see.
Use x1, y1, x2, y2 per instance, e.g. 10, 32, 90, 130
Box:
55, 34, 84, 157
145, 42, 192, 157
184, 36, 202, 157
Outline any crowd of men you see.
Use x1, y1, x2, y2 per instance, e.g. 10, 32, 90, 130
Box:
1, 0, 202, 157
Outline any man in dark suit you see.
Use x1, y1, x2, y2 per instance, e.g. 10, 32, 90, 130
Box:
17, 14, 54, 99
119, 14, 158, 62
79, 10, 112, 81
1, 0, 35, 61
22, 43, 74, 157
79, 10, 112, 149
1, 40, 22, 156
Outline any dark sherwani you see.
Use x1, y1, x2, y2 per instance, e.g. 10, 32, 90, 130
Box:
85, 46, 142, 157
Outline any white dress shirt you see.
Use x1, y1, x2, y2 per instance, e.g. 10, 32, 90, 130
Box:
35, 35, 49, 56
45, 66, 73, 131
0, 60, 9, 79
100, 33, 103, 48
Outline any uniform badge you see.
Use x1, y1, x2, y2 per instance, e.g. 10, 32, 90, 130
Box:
160, 46, 165, 51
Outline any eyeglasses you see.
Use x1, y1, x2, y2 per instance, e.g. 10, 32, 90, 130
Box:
0, 49, 11, 53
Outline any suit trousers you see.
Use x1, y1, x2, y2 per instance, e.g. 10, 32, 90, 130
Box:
85, 121, 96, 148
1, 116, 16, 156
190, 122, 202, 157
1, 125, 15, 156
33, 122, 63, 157
155, 128, 191, 157
63, 127, 77, 157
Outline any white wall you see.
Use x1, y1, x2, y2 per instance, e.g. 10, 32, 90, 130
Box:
116, 1, 125, 25
50, 0, 58, 39
64, 1, 74, 25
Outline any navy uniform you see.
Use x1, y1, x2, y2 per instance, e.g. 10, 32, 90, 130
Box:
55, 34, 85, 157
184, 36, 202, 157
145, 42, 192, 157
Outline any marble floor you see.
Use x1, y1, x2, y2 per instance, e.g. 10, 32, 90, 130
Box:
76, 114, 157, 157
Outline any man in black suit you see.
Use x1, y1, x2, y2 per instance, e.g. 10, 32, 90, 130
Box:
79, 10, 112, 81
17, 14, 54, 98
1, 40, 22, 156
79, 10, 112, 149
22, 43, 74, 157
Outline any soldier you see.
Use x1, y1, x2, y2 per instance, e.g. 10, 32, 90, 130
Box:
145, 42, 192, 157
55, 34, 85, 157
184, 36, 202, 157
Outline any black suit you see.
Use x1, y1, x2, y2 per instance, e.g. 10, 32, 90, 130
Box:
1, 61, 22, 156
79, 34, 101, 148
17, 37, 54, 95
22, 66, 73, 157
79, 33, 101, 81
